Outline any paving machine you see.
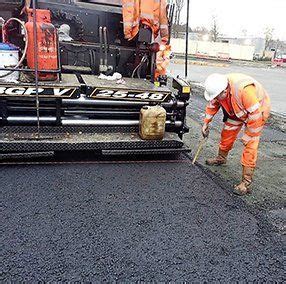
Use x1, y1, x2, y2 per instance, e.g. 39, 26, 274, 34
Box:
0, 0, 191, 159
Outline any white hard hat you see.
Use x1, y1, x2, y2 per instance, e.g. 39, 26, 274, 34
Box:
204, 73, 228, 101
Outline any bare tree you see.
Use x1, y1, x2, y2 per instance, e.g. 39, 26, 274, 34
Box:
172, 0, 185, 38
192, 26, 209, 34
241, 29, 248, 37
263, 27, 274, 57
174, 0, 185, 25
210, 16, 220, 42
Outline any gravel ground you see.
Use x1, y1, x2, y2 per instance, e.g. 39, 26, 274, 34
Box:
1, 162, 284, 282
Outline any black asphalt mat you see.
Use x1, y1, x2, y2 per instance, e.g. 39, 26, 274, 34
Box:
1, 162, 284, 282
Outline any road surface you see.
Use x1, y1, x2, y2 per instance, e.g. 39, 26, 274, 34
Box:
1, 159, 284, 282
169, 62, 286, 115
1, 67, 285, 281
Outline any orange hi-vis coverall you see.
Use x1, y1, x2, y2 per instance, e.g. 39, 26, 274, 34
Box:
122, 0, 169, 44
122, 0, 170, 79
204, 73, 271, 168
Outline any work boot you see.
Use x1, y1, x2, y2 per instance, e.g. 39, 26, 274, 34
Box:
205, 149, 228, 166
234, 166, 255, 196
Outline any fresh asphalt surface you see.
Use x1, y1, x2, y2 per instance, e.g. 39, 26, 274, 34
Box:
1, 62, 285, 281
1, 158, 284, 281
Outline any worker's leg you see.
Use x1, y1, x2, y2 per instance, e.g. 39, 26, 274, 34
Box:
233, 138, 260, 195
241, 138, 260, 168
206, 119, 243, 165
233, 123, 264, 195
234, 110, 269, 195
219, 119, 244, 152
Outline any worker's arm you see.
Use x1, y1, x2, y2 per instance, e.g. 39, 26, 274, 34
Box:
202, 100, 220, 137
159, 0, 169, 45
241, 85, 264, 144
204, 100, 221, 124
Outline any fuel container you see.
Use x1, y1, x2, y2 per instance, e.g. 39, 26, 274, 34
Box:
139, 105, 166, 140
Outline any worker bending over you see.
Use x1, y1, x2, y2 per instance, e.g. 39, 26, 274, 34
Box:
202, 73, 271, 195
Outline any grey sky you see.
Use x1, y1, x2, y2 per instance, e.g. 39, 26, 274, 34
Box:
181, 0, 286, 40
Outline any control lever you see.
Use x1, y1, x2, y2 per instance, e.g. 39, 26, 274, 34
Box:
99, 26, 113, 74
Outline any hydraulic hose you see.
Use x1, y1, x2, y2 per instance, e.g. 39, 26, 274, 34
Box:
0, 17, 28, 79
132, 54, 148, 78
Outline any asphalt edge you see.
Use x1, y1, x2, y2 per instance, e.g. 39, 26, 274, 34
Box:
183, 152, 285, 241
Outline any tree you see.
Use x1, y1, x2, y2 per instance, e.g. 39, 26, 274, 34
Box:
174, 0, 185, 25
241, 29, 248, 37
192, 26, 209, 34
172, 0, 185, 38
263, 27, 274, 57
210, 16, 220, 42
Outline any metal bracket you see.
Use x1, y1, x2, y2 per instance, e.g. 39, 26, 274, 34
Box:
0, 151, 55, 161
102, 147, 191, 156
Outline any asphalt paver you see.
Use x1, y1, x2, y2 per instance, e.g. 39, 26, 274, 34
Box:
1, 162, 284, 281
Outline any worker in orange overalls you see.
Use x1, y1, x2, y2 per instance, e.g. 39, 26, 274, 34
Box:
202, 73, 271, 195
122, 0, 170, 79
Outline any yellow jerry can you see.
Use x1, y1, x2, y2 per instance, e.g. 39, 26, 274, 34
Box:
139, 105, 166, 140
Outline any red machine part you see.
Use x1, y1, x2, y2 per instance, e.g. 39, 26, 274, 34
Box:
25, 9, 58, 81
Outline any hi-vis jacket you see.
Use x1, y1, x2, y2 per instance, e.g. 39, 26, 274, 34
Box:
122, 0, 169, 44
204, 73, 271, 143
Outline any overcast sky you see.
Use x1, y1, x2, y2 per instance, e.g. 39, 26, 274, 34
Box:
180, 0, 286, 40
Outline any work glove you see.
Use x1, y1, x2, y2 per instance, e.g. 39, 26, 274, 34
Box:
202, 123, 209, 138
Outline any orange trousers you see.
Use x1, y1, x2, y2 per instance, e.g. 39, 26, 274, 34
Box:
219, 119, 262, 168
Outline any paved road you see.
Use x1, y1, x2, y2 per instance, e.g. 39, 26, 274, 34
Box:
1, 160, 284, 281
1, 63, 285, 281
169, 63, 286, 115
